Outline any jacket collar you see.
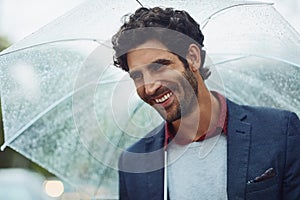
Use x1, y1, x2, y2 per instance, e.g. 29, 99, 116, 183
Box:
144, 123, 165, 199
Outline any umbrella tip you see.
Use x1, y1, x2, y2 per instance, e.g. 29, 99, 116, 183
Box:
0, 144, 7, 151
136, 0, 144, 7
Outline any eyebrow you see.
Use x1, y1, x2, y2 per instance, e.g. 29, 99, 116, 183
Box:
150, 58, 172, 66
129, 58, 173, 76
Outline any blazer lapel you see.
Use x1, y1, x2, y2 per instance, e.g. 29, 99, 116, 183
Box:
226, 100, 251, 200
144, 124, 165, 199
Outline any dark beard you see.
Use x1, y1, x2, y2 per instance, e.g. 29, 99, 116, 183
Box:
165, 67, 199, 122
183, 67, 198, 98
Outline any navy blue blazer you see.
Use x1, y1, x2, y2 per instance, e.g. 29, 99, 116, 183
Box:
119, 99, 300, 200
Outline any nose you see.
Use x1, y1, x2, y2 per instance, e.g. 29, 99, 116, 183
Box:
144, 82, 161, 96
143, 73, 161, 96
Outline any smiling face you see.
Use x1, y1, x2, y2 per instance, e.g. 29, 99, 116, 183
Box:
127, 40, 200, 122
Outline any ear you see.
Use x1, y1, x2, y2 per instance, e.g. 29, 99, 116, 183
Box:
186, 44, 201, 72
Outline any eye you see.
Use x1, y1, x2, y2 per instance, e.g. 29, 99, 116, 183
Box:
150, 63, 163, 71
129, 71, 143, 81
149, 59, 171, 72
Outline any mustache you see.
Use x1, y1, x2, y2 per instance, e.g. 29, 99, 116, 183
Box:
141, 85, 176, 102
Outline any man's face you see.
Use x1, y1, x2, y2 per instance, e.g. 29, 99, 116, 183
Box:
127, 40, 199, 122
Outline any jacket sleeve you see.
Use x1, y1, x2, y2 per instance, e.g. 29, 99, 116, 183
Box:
119, 153, 130, 200
282, 112, 300, 199
119, 170, 130, 200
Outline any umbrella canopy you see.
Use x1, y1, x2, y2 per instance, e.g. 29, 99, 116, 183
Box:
1, 0, 299, 199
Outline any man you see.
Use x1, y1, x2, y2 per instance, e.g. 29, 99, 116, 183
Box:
111, 7, 300, 200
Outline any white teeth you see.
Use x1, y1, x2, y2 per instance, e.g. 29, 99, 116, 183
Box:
155, 92, 173, 103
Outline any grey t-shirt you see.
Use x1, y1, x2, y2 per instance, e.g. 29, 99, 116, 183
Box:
167, 134, 228, 200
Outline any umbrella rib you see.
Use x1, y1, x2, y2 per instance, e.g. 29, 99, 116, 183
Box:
0, 38, 110, 57
208, 53, 300, 68
206, 55, 249, 67
0, 78, 130, 151
201, 2, 274, 29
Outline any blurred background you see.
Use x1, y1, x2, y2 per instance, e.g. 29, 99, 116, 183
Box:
0, 1, 86, 199
0, 0, 299, 199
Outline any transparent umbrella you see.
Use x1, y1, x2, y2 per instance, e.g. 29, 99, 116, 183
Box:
0, 0, 299, 199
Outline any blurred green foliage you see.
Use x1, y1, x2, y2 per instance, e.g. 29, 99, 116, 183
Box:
0, 36, 10, 52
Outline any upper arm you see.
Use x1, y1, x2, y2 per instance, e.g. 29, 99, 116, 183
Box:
119, 153, 130, 200
119, 170, 130, 200
282, 112, 300, 199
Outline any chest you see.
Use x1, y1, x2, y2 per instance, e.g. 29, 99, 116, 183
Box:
167, 135, 228, 200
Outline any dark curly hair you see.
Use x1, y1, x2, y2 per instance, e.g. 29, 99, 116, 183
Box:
112, 7, 211, 80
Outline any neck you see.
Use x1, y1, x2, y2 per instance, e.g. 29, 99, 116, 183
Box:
171, 87, 220, 143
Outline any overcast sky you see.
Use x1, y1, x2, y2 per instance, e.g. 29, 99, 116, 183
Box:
0, 0, 85, 43
0, 0, 299, 44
